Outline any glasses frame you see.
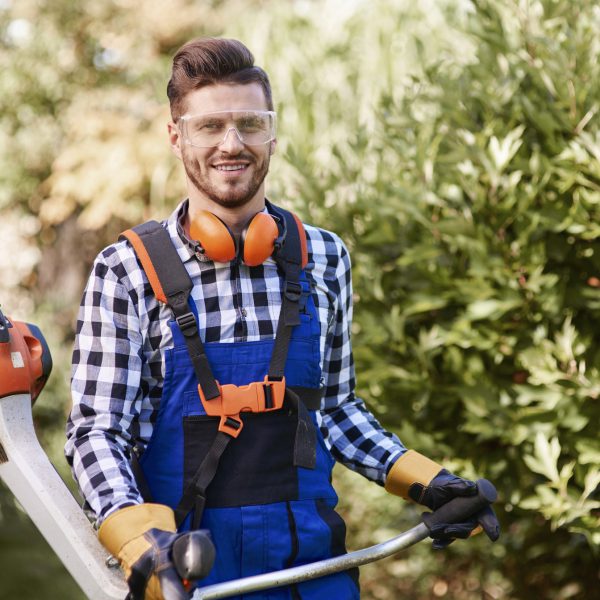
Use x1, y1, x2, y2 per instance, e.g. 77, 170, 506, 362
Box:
178, 109, 277, 149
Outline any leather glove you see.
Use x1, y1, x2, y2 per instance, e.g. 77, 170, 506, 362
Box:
98, 503, 189, 600
385, 450, 500, 549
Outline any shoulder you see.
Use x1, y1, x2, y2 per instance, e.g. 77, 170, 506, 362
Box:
303, 222, 351, 279
97, 238, 141, 280
96, 236, 145, 284
95, 202, 185, 285
90, 220, 169, 300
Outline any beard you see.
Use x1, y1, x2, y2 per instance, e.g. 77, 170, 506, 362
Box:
182, 147, 271, 209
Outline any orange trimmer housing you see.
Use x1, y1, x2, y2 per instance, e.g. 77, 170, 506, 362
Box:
0, 311, 52, 403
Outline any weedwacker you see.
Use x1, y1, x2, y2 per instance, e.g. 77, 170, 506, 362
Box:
0, 307, 496, 599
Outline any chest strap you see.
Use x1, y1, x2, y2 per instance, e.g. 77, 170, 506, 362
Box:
120, 219, 221, 402
120, 205, 317, 527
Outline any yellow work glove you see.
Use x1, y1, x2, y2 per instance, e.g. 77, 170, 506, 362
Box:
385, 450, 500, 549
98, 503, 189, 600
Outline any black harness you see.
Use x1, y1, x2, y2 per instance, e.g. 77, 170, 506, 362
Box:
120, 203, 320, 528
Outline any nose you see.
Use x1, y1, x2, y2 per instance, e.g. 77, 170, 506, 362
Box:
218, 127, 245, 153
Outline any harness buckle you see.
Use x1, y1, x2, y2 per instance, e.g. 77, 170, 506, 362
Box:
176, 312, 198, 337
284, 281, 302, 302
198, 376, 287, 438
218, 416, 243, 438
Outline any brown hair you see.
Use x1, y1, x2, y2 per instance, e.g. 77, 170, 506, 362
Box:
167, 38, 273, 119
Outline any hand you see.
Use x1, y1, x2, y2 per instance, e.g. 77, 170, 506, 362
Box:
125, 528, 190, 600
98, 504, 191, 600
385, 451, 500, 549
410, 469, 500, 549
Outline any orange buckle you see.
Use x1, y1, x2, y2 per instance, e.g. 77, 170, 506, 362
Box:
198, 376, 286, 438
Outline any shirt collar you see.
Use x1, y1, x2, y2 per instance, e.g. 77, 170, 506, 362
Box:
167, 199, 204, 264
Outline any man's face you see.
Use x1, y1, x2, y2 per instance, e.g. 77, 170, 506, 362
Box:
170, 82, 275, 211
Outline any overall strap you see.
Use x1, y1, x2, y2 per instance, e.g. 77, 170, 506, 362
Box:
120, 221, 220, 401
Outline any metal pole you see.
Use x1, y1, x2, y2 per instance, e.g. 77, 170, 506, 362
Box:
193, 523, 429, 600
0, 393, 128, 600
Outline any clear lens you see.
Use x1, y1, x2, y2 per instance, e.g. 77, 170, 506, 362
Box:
179, 110, 276, 148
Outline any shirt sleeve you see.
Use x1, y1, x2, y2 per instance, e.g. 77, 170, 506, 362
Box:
318, 236, 406, 485
64, 252, 145, 524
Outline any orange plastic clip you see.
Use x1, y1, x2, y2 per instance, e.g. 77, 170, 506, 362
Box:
197, 376, 286, 438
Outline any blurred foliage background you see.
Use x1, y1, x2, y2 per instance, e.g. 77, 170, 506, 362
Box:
1, 0, 599, 598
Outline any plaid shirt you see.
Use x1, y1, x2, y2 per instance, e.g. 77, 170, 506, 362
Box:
65, 200, 405, 523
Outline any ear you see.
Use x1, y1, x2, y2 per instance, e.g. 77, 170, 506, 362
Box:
168, 121, 183, 161
269, 138, 277, 156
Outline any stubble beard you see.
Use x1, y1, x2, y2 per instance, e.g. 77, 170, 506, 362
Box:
183, 149, 271, 210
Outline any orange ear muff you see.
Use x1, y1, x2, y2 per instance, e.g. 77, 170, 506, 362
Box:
241, 213, 280, 267
189, 211, 237, 263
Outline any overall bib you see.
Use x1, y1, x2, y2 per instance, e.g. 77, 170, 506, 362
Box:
122, 210, 360, 600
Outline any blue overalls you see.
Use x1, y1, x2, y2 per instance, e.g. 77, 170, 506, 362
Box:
122, 211, 360, 600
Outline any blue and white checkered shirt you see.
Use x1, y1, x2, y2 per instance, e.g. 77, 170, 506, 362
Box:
65, 200, 405, 523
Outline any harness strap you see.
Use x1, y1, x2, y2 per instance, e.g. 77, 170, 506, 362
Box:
175, 431, 232, 529
130, 445, 154, 503
120, 223, 220, 401
268, 205, 305, 379
267, 209, 318, 473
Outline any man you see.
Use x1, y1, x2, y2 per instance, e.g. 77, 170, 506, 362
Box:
65, 37, 499, 600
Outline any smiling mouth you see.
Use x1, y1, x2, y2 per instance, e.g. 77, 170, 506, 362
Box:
213, 164, 249, 172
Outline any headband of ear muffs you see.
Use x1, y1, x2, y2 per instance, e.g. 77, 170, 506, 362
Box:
189, 210, 282, 266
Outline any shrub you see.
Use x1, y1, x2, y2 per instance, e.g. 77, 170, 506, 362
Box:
285, 1, 600, 597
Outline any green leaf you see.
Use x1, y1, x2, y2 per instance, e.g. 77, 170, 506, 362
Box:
466, 298, 521, 321
523, 432, 561, 483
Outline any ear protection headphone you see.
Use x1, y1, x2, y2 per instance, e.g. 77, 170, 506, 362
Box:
189, 210, 285, 266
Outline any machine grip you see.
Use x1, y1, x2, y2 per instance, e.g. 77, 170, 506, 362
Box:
0, 309, 9, 343
158, 569, 191, 600
172, 529, 216, 582
422, 478, 497, 531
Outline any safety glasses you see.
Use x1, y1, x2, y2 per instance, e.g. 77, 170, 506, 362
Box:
178, 110, 277, 148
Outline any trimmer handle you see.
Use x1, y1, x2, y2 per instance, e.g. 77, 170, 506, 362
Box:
169, 484, 497, 600
172, 529, 216, 582
144, 530, 215, 600
422, 478, 497, 531
0, 308, 10, 343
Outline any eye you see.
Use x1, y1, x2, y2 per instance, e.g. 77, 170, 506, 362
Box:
204, 122, 222, 130
194, 118, 226, 132
237, 117, 267, 132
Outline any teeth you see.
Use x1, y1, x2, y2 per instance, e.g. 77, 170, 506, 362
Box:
215, 165, 246, 171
